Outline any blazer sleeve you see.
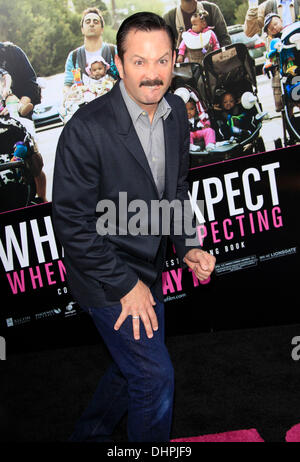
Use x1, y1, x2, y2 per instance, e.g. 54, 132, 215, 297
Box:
52, 114, 139, 300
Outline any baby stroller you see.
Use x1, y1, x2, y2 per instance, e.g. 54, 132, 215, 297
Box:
61, 69, 116, 124
267, 22, 300, 147
172, 43, 267, 167
0, 116, 39, 212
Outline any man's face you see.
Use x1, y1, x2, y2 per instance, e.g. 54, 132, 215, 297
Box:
267, 17, 283, 36
81, 13, 103, 38
115, 29, 176, 113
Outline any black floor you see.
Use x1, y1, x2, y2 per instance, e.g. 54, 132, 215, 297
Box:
2, 321, 300, 443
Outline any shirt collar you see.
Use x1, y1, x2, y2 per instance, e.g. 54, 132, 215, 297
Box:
119, 79, 171, 124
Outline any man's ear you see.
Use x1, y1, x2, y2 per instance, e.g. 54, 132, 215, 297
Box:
114, 54, 124, 79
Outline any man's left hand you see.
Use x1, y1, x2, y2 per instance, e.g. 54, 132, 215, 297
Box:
183, 248, 216, 281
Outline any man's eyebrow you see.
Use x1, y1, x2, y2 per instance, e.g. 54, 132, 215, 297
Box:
131, 52, 171, 60
158, 52, 171, 59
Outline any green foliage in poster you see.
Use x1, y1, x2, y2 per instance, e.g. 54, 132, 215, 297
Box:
0, 0, 252, 76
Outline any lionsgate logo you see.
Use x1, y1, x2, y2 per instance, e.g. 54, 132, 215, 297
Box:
96, 192, 204, 246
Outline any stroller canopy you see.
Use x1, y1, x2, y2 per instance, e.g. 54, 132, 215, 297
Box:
202, 43, 257, 105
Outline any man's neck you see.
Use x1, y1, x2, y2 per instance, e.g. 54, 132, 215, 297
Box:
84, 36, 103, 52
181, 0, 198, 14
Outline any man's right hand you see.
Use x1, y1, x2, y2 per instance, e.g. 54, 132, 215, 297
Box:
114, 280, 158, 341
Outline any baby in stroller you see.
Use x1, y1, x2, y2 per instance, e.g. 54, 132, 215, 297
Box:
63, 56, 116, 122
185, 98, 216, 151
263, 15, 300, 143
82, 56, 116, 101
214, 91, 254, 140
264, 14, 299, 77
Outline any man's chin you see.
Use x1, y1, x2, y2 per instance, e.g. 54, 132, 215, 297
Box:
142, 96, 164, 106
142, 87, 166, 101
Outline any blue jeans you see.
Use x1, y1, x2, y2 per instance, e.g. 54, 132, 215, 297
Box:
69, 296, 174, 442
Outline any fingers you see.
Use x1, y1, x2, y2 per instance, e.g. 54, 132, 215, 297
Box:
132, 306, 159, 340
115, 308, 158, 341
115, 290, 158, 340
184, 249, 216, 281
198, 251, 216, 273
193, 264, 211, 281
149, 291, 156, 307
148, 307, 159, 332
196, 254, 215, 280
114, 310, 128, 332
132, 315, 141, 341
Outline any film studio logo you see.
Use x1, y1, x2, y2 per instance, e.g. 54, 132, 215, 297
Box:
0, 336, 6, 360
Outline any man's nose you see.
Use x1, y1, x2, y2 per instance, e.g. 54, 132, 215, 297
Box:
145, 63, 160, 78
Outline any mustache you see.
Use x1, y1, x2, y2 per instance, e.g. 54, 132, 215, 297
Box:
139, 79, 164, 87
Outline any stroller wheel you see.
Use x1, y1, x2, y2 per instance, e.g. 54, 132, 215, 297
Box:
274, 138, 283, 150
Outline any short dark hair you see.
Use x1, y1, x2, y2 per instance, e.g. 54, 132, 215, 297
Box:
116, 11, 175, 63
81, 8, 104, 28
187, 99, 196, 107
220, 91, 236, 105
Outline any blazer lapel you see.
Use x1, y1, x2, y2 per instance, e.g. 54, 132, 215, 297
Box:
110, 81, 160, 196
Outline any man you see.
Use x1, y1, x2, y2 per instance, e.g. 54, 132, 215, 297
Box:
52, 12, 215, 442
244, 0, 300, 112
163, 0, 231, 49
0, 42, 46, 203
0, 41, 41, 117
244, 0, 299, 37
63, 7, 117, 101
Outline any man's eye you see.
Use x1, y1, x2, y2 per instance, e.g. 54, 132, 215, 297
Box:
135, 60, 143, 66
160, 59, 168, 64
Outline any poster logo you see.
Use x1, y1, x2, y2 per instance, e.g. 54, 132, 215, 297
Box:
0, 336, 6, 360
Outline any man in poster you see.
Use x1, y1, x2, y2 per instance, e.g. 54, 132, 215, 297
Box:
63, 7, 118, 100
163, 0, 231, 49
52, 12, 215, 442
244, 0, 300, 112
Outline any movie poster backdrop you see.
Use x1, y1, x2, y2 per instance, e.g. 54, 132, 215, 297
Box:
0, 3, 300, 350
1, 144, 299, 347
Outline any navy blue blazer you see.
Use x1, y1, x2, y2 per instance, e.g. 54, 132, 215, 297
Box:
52, 80, 195, 308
